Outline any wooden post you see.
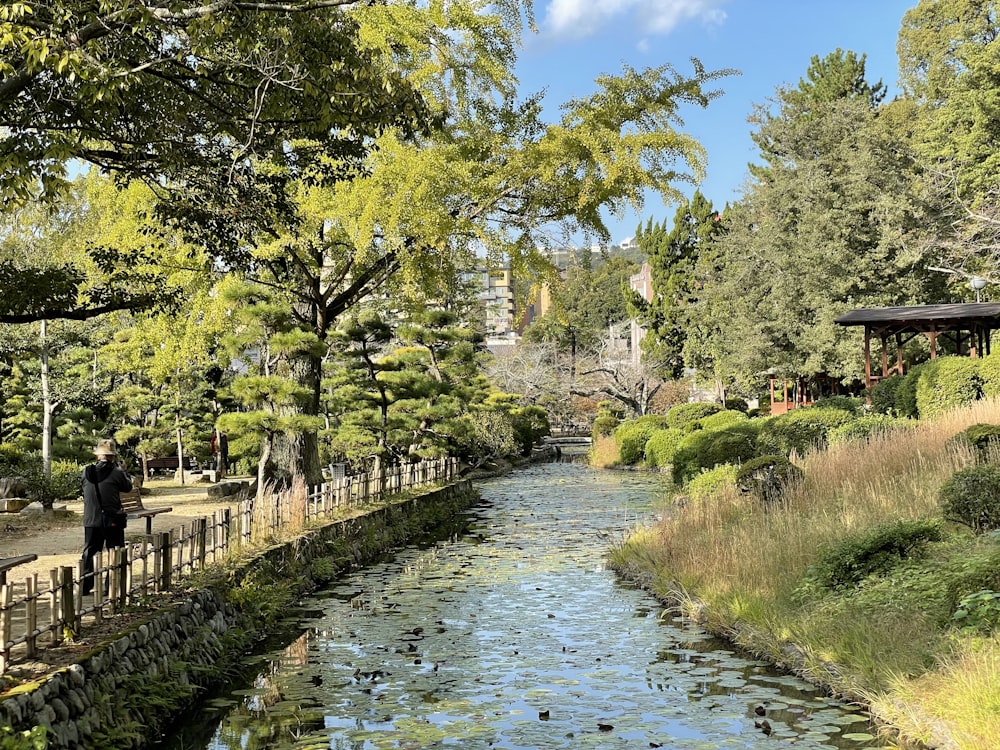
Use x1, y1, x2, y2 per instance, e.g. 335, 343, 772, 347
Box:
157, 532, 172, 591
928, 330, 938, 359
864, 326, 872, 388
25, 574, 37, 658
60, 566, 75, 641
895, 332, 904, 377
197, 518, 207, 570
880, 335, 889, 378
222, 508, 232, 557
0, 583, 11, 674
48, 569, 59, 645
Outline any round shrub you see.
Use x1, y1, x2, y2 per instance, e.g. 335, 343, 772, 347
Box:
828, 415, 913, 445
686, 464, 738, 500
939, 465, 1000, 533
698, 410, 749, 432
671, 424, 760, 484
915, 356, 983, 420
664, 402, 723, 430
803, 519, 944, 591
614, 415, 670, 466
734, 454, 803, 503
954, 423, 1000, 462
724, 397, 749, 413
756, 406, 856, 457
591, 415, 619, 439
644, 428, 686, 468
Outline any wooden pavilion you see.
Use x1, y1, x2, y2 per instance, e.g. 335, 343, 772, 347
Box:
834, 303, 1000, 388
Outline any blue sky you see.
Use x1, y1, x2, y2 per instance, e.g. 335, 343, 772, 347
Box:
514, 0, 917, 245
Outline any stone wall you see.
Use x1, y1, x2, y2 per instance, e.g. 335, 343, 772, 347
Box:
0, 480, 477, 749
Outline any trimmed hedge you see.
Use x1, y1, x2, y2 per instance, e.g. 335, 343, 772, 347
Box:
686, 464, 738, 500
697, 410, 750, 432
803, 518, 944, 591
939, 465, 1000, 533
953, 423, 1000, 461
664, 402, 723, 430
614, 415, 670, 466
755, 406, 856, 457
828, 415, 912, 445
915, 356, 982, 420
671, 423, 760, 484
644, 428, 686, 468
734, 454, 803, 503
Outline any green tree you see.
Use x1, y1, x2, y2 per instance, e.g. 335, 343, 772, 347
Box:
631, 190, 721, 377
898, 0, 1000, 202
688, 51, 943, 393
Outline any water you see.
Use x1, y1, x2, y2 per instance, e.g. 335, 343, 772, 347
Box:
157, 462, 886, 750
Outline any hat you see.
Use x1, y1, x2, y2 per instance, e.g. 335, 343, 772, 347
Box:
93, 439, 118, 457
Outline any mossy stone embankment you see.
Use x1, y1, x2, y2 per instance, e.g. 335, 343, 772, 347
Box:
0, 481, 478, 749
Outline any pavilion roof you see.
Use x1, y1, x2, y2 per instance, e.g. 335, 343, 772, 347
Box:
835, 303, 1000, 328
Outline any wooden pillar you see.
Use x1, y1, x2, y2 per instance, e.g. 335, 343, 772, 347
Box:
864, 327, 872, 388
928, 330, 938, 359
895, 332, 904, 376
880, 335, 889, 378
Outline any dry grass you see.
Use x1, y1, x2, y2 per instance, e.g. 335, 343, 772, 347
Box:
588, 434, 620, 469
611, 400, 1000, 738
629, 402, 1000, 609
871, 638, 1000, 750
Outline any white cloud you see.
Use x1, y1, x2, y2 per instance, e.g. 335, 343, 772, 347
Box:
544, 0, 727, 38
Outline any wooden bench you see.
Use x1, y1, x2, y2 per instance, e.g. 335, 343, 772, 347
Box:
0, 554, 37, 585
119, 489, 172, 535
144, 456, 197, 478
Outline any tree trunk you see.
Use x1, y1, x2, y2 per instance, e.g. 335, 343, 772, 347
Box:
40, 320, 52, 481
267, 352, 324, 487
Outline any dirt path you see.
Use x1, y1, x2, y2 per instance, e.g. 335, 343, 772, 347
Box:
0, 480, 248, 584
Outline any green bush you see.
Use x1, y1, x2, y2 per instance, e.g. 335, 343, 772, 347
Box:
812, 396, 863, 414
756, 406, 856, 457
671, 424, 760, 484
867, 375, 905, 416
978, 351, 1000, 400
952, 589, 1000, 632
644, 428, 686, 468
828, 415, 912, 445
803, 519, 944, 591
952, 423, 1000, 461
724, 397, 749, 413
697, 410, 749, 432
939, 465, 1000, 533
686, 464, 738, 500
734, 454, 802, 502
614, 416, 670, 466
894, 365, 922, 418
915, 356, 983, 420
591, 415, 619, 439
664, 402, 723, 430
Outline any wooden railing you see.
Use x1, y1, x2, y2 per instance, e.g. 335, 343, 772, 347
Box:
0, 457, 459, 674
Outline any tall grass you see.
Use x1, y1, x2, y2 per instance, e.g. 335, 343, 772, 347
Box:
611, 400, 1000, 700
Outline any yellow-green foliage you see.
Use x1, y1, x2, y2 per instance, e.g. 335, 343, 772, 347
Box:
915, 357, 983, 420
644, 428, 686, 468
696, 409, 749, 431
614, 415, 669, 466
686, 464, 738, 500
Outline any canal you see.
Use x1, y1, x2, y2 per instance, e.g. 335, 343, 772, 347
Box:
157, 461, 884, 750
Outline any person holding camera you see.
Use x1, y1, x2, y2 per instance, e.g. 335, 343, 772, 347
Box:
81, 439, 133, 596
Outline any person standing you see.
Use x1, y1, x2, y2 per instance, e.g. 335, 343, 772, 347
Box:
81, 439, 132, 596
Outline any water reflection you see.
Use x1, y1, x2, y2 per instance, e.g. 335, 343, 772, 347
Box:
157, 463, 885, 750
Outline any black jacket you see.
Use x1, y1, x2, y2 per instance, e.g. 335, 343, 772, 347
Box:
81, 461, 133, 528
